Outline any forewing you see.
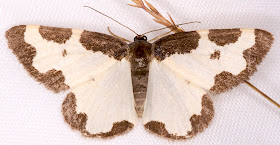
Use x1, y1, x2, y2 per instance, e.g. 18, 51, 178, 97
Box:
6, 25, 137, 138
143, 28, 273, 139
153, 28, 273, 93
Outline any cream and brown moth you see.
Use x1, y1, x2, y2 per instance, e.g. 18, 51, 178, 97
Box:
5, 25, 274, 139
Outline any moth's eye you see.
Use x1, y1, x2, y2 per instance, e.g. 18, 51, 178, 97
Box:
134, 36, 137, 41
143, 36, 147, 40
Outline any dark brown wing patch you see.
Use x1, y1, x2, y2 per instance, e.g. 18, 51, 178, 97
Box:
210, 50, 221, 60
210, 29, 274, 93
39, 26, 72, 44
62, 92, 88, 131
187, 95, 214, 137
6, 25, 69, 93
80, 31, 128, 60
144, 95, 214, 139
62, 92, 134, 138
208, 28, 242, 46
62, 49, 67, 57
84, 121, 134, 138
153, 31, 201, 61
144, 121, 187, 139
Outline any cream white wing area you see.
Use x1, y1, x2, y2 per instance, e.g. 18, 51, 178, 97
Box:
23, 25, 137, 137
143, 59, 214, 139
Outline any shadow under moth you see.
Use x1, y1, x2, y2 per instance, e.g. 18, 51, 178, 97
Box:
5, 0, 275, 140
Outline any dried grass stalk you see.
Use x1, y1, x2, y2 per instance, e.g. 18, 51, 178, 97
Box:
128, 0, 183, 33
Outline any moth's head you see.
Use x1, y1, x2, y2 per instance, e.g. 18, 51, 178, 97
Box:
134, 35, 148, 41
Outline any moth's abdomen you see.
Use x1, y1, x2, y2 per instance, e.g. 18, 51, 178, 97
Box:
129, 40, 152, 117
131, 58, 150, 117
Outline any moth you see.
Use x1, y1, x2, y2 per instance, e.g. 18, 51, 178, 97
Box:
5, 2, 274, 140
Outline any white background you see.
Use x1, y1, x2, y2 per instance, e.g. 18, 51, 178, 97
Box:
0, 0, 280, 145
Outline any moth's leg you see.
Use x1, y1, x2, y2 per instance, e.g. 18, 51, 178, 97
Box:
107, 27, 132, 43
245, 81, 280, 109
148, 30, 172, 42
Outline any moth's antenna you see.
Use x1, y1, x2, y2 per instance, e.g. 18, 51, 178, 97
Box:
83, 6, 139, 36
141, 21, 201, 35
245, 81, 280, 109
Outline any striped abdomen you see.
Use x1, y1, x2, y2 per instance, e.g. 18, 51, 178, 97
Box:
129, 40, 152, 117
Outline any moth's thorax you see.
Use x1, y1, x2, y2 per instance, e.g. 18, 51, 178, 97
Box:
129, 39, 152, 59
129, 38, 152, 117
